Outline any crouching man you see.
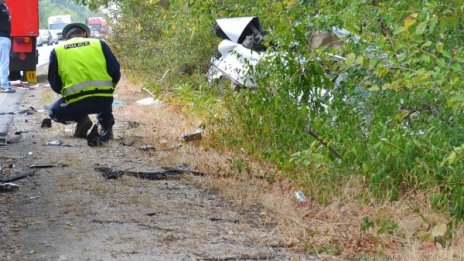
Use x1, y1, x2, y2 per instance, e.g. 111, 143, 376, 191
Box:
48, 23, 120, 143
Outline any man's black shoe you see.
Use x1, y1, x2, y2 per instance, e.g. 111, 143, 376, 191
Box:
87, 124, 103, 147
98, 127, 113, 142
98, 122, 114, 142
73, 116, 92, 138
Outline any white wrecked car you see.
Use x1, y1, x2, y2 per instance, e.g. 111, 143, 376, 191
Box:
207, 16, 268, 89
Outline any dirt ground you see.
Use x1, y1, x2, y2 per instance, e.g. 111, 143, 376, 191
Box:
0, 76, 315, 260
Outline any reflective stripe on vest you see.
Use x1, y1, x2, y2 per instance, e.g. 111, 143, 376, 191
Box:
62, 80, 114, 96
55, 37, 114, 104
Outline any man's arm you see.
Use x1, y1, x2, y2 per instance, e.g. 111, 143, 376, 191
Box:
47, 49, 63, 94
100, 40, 121, 85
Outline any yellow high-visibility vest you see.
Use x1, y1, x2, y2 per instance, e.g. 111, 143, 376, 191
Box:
55, 37, 114, 104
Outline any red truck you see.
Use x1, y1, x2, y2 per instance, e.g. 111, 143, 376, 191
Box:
6, 0, 39, 83
86, 17, 108, 39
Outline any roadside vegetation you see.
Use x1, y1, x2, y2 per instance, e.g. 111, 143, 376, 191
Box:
74, 0, 464, 259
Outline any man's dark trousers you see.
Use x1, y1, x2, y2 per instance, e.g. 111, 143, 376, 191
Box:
49, 96, 114, 127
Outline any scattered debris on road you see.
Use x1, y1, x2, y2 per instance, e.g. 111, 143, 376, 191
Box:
209, 217, 240, 223
0, 182, 19, 192
112, 100, 125, 106
40, 118, 52, 128
30, 164, 68, 169
182, 128, 202, 142
140, 145, 156, 151
6, 134, 23, 144
127, 121, 140, 129
135, 97, 161, 106
121, 140, 136, 146
196, 254, 275, 261
0, 170, 36, 183
96, 166, 184, 180
44, 140, 63, 146
96, 164, 207, 180
294, 190, 307, 202
0, 112, 14, 115
18, 107, 37, 115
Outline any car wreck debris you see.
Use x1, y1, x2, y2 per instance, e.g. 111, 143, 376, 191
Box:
127, 121, 140, 129
30, 164, 68, 169
18, 106, 37, 115
7, 134, 23, 144
96, 166, 186, 180
44, 140, 63, 146
0, 182, 19, 192
140, 145, 156, 151
0, 170, 36, 183
41, 118, 52, 128
197, 254, 275, 261
207, 16, 268, 89
182, 129, 202, 142
0, 112, 14, 115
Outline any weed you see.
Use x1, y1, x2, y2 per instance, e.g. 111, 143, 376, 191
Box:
361, 216, 375, 233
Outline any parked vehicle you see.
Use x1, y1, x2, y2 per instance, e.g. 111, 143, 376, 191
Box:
49, 30, 59, 44
39, 29, 52, 45
36, 34, 43, 47
6, 0, 39, 82
48, 14, 72, 40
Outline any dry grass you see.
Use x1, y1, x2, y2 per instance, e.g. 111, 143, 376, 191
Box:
114, 75, 464, 260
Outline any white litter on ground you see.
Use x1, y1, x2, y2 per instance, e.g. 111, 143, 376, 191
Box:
135, 97, 162, 106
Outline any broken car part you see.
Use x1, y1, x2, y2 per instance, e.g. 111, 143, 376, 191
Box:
96, 166, 187, 180
40, 118, 52, 128
44, 140, 63, 146
0, 170, 36, 183
30, 164, 68, 169
207, 17, 268, 89
0, 182, 19, 192
182, 129, 203, 142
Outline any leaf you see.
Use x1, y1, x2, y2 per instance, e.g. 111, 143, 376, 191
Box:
422, 41, 432, 48
415, 21, 428, 35
345, 53, 356, 66
447, 93, 464, 109
442, 151, 457, 166
394, 110, 411, 122
378, 68, 389, 77
436, 42, 444, 53
393, 26, 404, 35
404, 13, 419, 31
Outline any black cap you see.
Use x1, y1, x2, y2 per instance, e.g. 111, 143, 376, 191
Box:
62, 23, 90, 39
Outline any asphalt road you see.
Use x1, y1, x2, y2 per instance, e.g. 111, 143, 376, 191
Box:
0, 89, 26, 136
0, 44, 53, 137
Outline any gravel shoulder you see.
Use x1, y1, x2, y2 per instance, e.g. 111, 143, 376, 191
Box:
0, 78, 315, 260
